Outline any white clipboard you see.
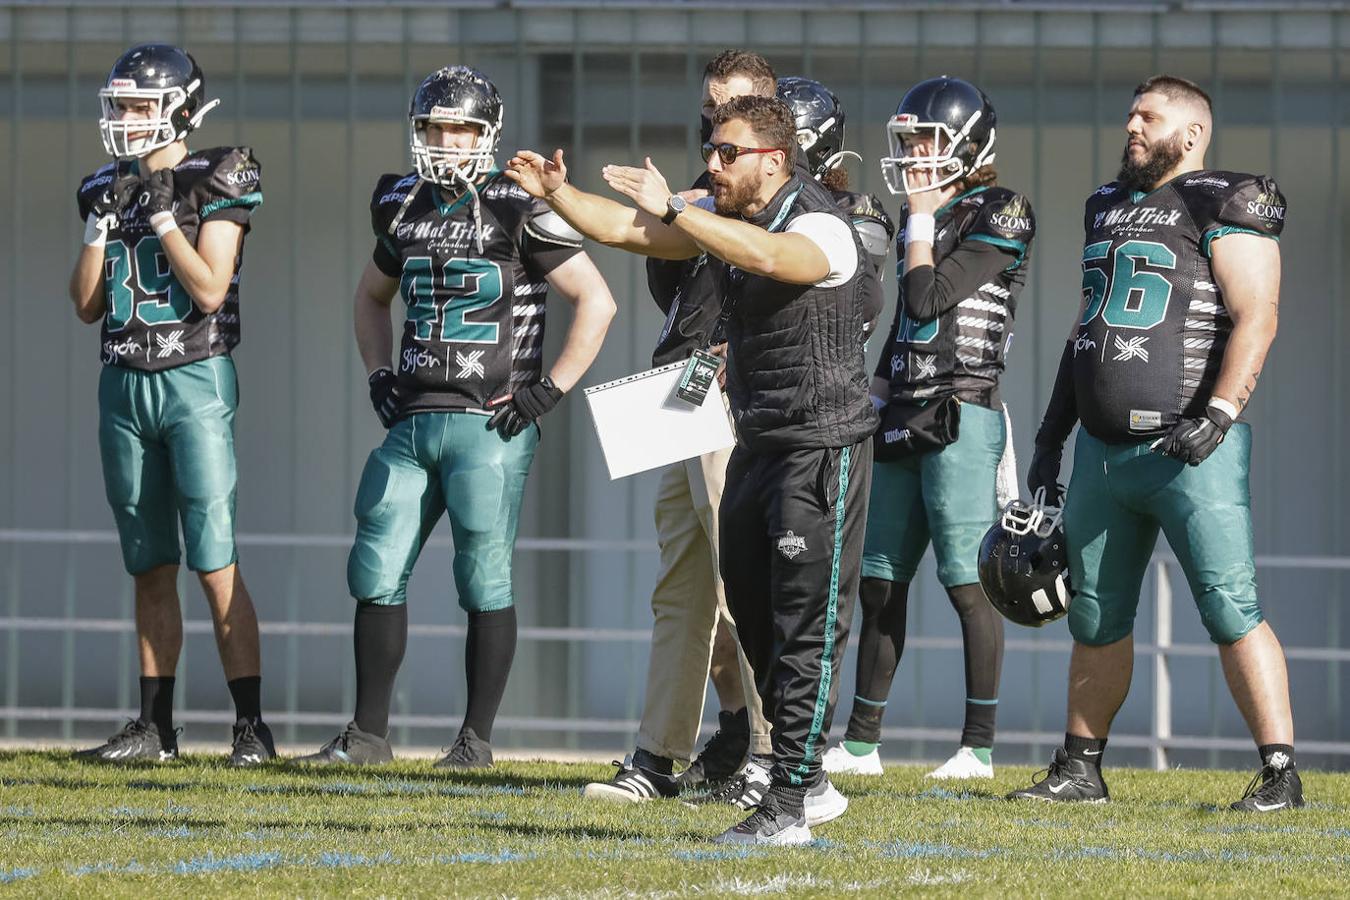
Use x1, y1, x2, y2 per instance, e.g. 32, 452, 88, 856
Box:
584, 362, 736, 480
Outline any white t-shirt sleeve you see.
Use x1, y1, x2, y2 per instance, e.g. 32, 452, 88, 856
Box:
784, 212, 859, 287
694, 196, 717, 212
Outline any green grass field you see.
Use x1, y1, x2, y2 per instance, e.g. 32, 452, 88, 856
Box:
2, 750, 1347, 897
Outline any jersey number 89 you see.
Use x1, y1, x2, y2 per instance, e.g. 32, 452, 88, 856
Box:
103, 237, 195, 331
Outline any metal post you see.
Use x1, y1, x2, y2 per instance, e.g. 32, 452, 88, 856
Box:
1153, 559, 1173, 771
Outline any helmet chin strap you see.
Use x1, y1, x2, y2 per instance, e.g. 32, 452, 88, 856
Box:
447, 166, 485, 254
188, 98, 221, 130
388, 177, 426, 236
818, 149, 862, 176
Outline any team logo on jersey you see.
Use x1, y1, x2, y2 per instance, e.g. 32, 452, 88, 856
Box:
102, 338, 142, 363
402, 347, 443, 372
1112, 335, 1149, 362
1129, 409, 1162, 431
914, 354, 938, 379
455, 350, 486, 379
155, 330, 186, 358
224, 163, 260, 187
989, 196, 1032, 233
1094, 206, 1182, 231
889, 354, 904, 376
1246, 191, 1285, 223
1183, 176, 1230, 189
776, 531, 807, 560
1072, 333, 1097, 356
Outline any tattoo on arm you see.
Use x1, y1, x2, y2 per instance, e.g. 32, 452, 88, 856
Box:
1237, 369, 1260, 411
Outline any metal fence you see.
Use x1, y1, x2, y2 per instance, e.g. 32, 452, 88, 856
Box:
1, 2, 1347, 769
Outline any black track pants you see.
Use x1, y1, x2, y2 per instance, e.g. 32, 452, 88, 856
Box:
719, 438, 872, 789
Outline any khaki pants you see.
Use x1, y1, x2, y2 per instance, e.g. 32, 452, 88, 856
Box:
636, 444, 772, 762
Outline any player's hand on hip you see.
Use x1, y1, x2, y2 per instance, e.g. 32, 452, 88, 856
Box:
1026, 442, 1065, 507
367, 367, 402, 429
485, 376, 564, 438
602, 157, 672, 219
505, 149, 567, 198
1151, 406, 1232, 466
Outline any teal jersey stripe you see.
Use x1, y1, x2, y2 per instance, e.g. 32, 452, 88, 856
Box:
967, 232, 1028, 271
793, 444, 853, 785
199, 191, 263, 220
1201, 225, 1278, 258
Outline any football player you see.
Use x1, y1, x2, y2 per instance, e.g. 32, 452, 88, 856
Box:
68, 44, 272, 765
823, 77, 1034, 781
1008, 75, 1300, 811
297, 66, 615, 768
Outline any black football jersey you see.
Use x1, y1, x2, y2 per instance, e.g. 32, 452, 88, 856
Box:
876, 186, 1035, 406
76, 147, 262, 371
833, 189, 895, 334
1072, 171, 1286, 442
370, 171, 582, 417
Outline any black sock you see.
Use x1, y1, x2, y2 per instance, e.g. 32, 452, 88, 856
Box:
845, 578, 909, 744
353, 602, 407, 738
1065, 733, 1107, 768
462, 606, 517, 742
947, 583, 1004, 748
633, 748, 674, 776
1259, 743, 1295, 769
767, 782, 807, 816
139, 676, 175, 733
227, 676, 262, 723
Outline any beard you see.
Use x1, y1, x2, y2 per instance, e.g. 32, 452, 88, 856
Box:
1117, 131, 1185, 191
712, 169, 763, 216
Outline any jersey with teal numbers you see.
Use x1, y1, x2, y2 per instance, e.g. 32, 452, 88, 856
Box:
369, 171, 581, 417
76, 147, 262, 371
1073, 171, 1285, 443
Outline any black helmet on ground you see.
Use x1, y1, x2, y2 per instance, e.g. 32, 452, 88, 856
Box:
978, 488, 1072, 628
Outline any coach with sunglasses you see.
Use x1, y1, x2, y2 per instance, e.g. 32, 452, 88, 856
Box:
507, 94, 875, 846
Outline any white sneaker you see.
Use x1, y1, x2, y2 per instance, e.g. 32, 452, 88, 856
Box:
804, 776, 848, 826
822, 742, 883, 776
926, 746, 994, 780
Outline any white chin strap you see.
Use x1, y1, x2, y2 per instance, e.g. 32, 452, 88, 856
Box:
818, 149, 862, 175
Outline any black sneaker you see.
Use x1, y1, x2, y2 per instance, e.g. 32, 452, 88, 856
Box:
712, 793, 811, 846
433, 727, 494, 769
74, 719, 178, 763
229, 718, 276, 767
293, 722, 393, 766
684, 757, 771, 810
1230, 754, 1304, 812
1006, 748, 1109, 803
583, 756, 679, 803
679, 708, 750, 789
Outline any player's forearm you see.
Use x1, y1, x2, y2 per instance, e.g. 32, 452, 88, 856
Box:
674, 207, 825, 284
68, 248, 107, 324
1037, 340, 1079, 447
354, 293, 395, 377
546, 290, 617, 393
546, 184, 654, 252
1212, 312, 1277, 414
159, 230, 231, 313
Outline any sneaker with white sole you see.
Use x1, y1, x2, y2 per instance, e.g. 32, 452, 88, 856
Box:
927, 746, 994, 780
822, 742, 883, 776
804, 776, 848, 826
1229, 754, 1304, 812
683, 758, 771, 810
712, 795, 812, 846
583, 756, 679, 803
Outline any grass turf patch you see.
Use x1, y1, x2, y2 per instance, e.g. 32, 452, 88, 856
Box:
1, 750, 1347, 897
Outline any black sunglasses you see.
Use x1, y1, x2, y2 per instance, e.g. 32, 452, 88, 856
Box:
700, 142, 782, 165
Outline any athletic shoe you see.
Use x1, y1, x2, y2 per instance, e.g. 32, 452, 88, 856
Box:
434, 727, 494, 769
927, 746, 994, 780
822, 742, 884, 776
679, 708, 750, 789
684, 758, 771, 810
583, 756, 679, 803
74, 719, 178, 763
1006, 747, 1109, 803
1230, 754, 1304, 812
804, 776, 848, 826
712, 795, 812, 846
229, 718, 276, 767
293, 721, 393, 766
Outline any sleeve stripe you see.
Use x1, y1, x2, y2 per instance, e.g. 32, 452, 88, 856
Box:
1201, 225, 1277, 258
200, 191, 263, 220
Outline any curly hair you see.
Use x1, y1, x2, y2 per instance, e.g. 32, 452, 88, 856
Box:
703, 50, 777, 97
711, 95, 797, 168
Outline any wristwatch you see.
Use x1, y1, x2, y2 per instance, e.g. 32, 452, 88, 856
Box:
662, 194, 688, 225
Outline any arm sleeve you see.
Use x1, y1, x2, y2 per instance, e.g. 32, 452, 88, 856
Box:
901, 240, 1014, 322
521, 202, 584, 278
199, 148, 263, 228
1036, 340, 1078, 448
784, 212, 858, 288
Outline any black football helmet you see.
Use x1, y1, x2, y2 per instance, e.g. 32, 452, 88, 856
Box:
99, 44, 218, 159
880, 76, 996, 196
409, 65, 503, 188
978, 489, 1072, 628
776, 76, 858, 178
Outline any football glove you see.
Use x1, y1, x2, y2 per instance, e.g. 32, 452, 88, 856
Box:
92, 173, 143, 217
368, 367, 402, 429
485, 376, 563, 438
1026, 443, 1065, 507
1152, 405, 1233, 466
139, 167, 176, 217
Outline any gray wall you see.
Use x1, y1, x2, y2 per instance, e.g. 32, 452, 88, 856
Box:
1, 3, 1346, 768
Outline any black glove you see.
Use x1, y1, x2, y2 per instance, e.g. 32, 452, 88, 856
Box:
368, 367, 402, 429
91, 173, 143, 217
1026, 443, 1065, 507
485, 377, 564, 438
138, 167, 176, 217
1152, 405, 1233, 466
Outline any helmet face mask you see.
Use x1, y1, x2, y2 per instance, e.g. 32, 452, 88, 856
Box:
409, 67, 503, 189
879, 77, 997, 197
97, 44, 216, 159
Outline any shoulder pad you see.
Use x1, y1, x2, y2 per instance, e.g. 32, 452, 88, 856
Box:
524, 207, 583, 249
76, 162, 119, 219
1178, 171, 1286, 238
969, 188, 1035, 246
837, 191, 896, 237
188, 147, 263, 219
479, 175, 533, 204
370, 172, 419, 235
